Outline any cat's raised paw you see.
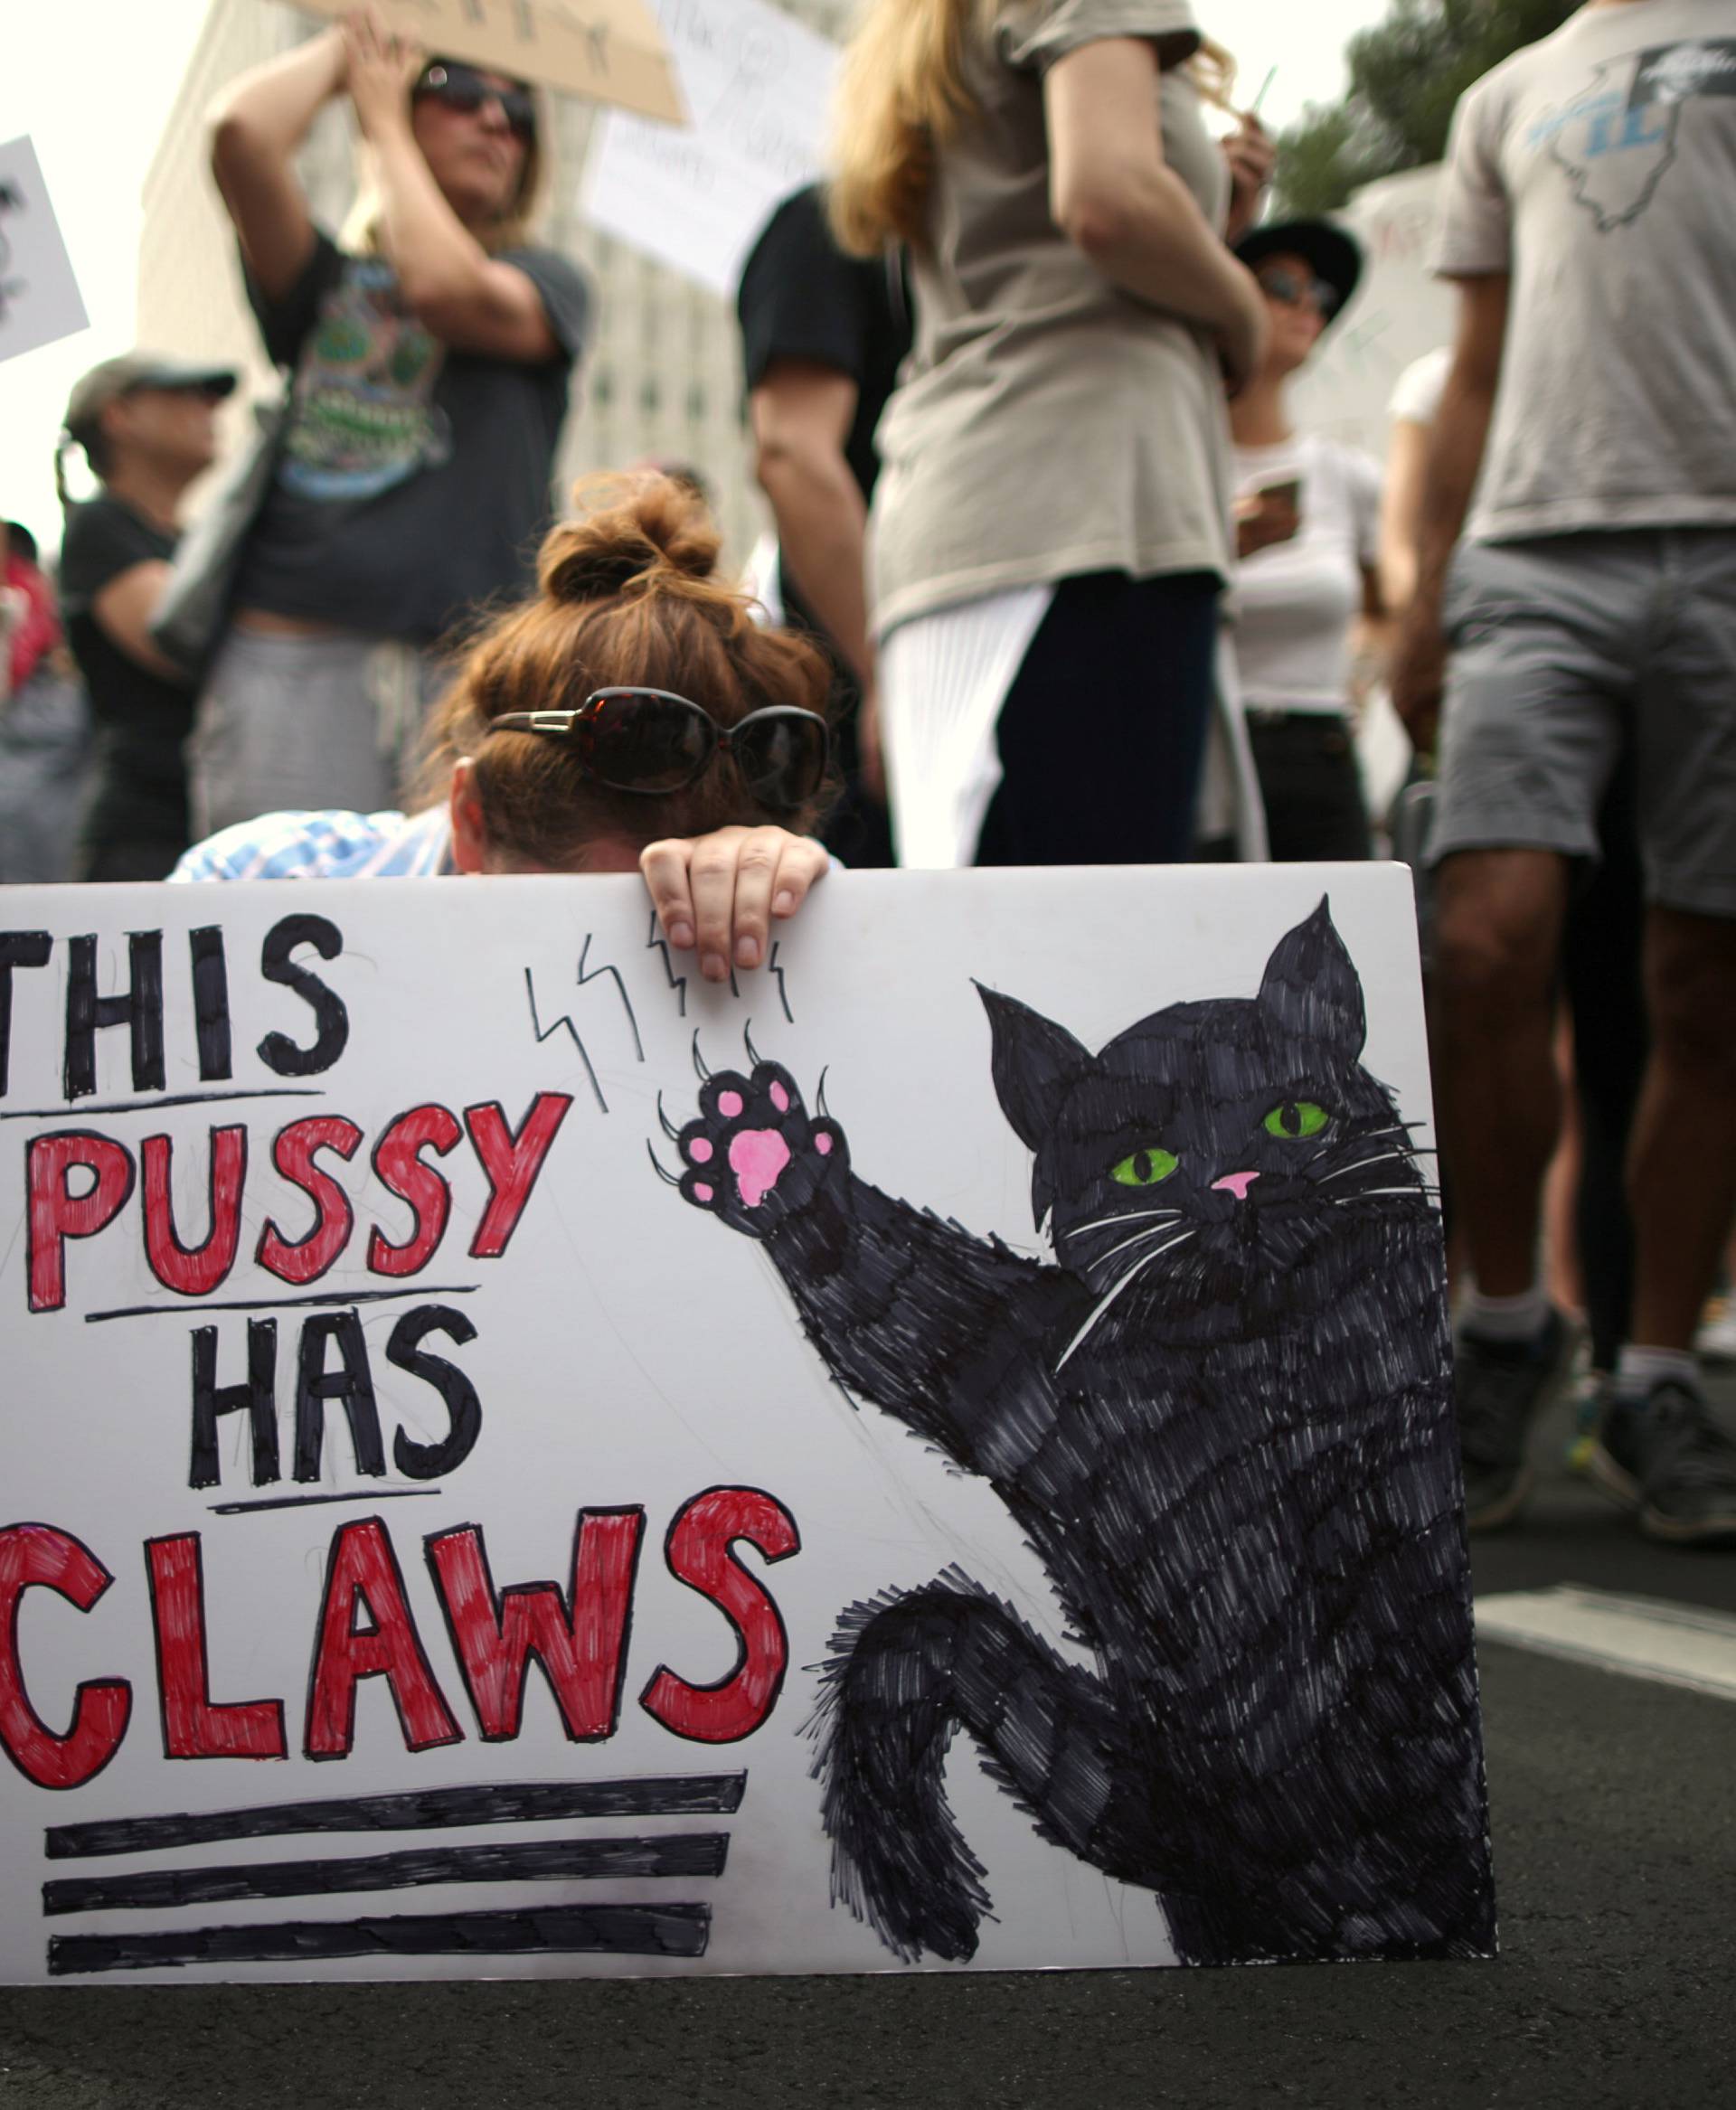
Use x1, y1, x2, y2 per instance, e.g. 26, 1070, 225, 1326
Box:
672, 1062, 846, 1237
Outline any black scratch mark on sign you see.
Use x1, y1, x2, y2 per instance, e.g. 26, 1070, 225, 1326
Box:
50, 1902, 710, 1975
524, 936, 644, 1116
46, 1775, 749, 1859
646, 909, 688, 1017
769, 939, 793, 1024
44, 1832, 730, 1916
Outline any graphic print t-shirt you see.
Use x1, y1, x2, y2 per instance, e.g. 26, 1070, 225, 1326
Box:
237, 232, 591, 642
1434, 0, 1736, 541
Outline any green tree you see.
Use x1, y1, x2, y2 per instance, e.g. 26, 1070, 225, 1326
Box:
1272, 0, 1580, 216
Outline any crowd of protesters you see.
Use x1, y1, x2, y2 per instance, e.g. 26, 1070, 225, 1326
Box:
4, 0, 1732, 1540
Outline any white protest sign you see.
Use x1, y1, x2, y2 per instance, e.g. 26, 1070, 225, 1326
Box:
0, 137, 90, 369
295, 0, 687, 123
1290, 164, 1455, 459
0, 866, 1494, 1983
580, 0, 837, 297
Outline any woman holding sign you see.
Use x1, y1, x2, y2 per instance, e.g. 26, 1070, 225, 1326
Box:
830, 0, 1271, 868
194, 7, 590, 836
175, 475, 836, 989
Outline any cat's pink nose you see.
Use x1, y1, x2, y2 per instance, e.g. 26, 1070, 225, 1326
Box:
1211, 1170, 1260, 1201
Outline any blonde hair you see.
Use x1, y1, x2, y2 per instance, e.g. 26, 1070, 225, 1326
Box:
341, 70, 552, 256
829, 0, 1236, 255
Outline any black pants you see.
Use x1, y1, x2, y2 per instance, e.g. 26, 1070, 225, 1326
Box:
1245, 711, 1371, 862
973, 570, 1221, 866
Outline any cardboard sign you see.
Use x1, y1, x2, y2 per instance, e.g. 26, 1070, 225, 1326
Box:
296, 0, 686, 124
0, 137, 89, 368
580, 0, 837, 296
0, 865, 1495, 1983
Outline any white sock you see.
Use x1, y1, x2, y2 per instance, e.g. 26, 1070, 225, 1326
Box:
1613, 1344, 1699, 1404
1460, 1284, 1551, 1344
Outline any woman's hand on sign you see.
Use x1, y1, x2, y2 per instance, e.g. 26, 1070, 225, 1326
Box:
343, 6, 422, 141
640, 827, 831, 985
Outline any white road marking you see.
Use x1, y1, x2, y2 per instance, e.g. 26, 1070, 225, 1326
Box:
1476, 1587, 1736, 1702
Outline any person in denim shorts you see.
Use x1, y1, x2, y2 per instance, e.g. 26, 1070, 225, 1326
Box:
1391, 0, 1736, 1544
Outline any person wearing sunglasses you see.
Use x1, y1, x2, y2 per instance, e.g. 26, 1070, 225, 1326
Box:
1226, 218, 1386, 863
172, 476, 835, 990
53, 353, 238, 881
197, 7, 590, 836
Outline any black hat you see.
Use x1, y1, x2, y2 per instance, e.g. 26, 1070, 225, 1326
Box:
62, 353, 238, 447
1233, 219, 1363, 320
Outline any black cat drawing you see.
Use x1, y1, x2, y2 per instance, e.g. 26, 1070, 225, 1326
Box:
663, 900, 1495, 1968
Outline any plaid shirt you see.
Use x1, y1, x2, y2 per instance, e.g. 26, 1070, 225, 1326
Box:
170, 807, 456, 881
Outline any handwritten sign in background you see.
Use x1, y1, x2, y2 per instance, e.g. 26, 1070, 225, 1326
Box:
580, 0, 837, 296
0, 137, 89, 369
1, 865, 1439, 1983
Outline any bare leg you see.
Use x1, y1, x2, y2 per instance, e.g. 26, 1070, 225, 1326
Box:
1628, 907, 1736, 1349
1431, 849, 1573, 1296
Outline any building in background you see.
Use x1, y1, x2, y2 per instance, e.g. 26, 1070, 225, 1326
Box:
137, 0, 854, 560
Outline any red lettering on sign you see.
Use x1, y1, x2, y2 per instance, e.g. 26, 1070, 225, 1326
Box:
257, 1116, 363, 1286
0, 1524, 131, 1789
146, 1533, 286, 1759
464, 1094, 573, 1258
639, 1487, 800, 1744
305, 1517, 461, 1759
141, 1126, 248, 1297
26, 1132, 135, 1314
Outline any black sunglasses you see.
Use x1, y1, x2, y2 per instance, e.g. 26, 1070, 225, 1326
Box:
414, 61, 536, 141
1257, 265, 1339, 317
486, 689, 831, 812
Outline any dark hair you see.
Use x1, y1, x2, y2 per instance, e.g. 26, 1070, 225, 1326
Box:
416, 474, 836, 866
2, 521, 39, 566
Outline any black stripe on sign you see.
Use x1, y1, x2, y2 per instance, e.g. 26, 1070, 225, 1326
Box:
50, 1901, 711, 1976
46, 1776, 748, 1860
44, 1832, 730, 1917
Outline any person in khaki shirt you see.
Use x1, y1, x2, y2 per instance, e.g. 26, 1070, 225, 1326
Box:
1391, 0, 1736, 1546
829, 0, 1270, 870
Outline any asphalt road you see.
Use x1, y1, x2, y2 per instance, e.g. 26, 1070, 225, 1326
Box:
4, 1387, 1732, 2110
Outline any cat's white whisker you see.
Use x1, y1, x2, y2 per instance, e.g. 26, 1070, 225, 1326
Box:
1083, 1216, 1192, 1274
1064, 1206, 1186, 1241
1055, 1229, 1197, 1373
1316, 1151, 1415, 1183
1331, 1185, 1439, 1203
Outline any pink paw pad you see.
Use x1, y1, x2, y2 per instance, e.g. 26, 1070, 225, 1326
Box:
728, 1128, 791, 1208
692, 1182, 714, 1203
717, 1090, 743, 1117
686, 1135, 713, 1164
815, 1133, 833, 1156
769, 1081, 789, 1112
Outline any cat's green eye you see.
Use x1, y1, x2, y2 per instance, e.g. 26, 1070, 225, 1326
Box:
1111, 1145, 1179, 1187
1263, 1100, 1328, 1141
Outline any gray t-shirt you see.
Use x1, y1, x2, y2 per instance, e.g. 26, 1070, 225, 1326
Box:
1435, 1, 1736, 542
869, 0, 1232, 636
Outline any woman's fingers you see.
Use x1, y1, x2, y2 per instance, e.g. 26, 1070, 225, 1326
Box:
639, 830, 828, 984
639, 838, 700, 954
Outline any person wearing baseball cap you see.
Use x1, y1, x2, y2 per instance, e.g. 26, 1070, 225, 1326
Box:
1223, 217, 1382, 864
55, 352, 236, 879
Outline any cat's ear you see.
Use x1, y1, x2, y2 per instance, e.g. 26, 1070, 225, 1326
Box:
1258, 898, 1366, 1056
976, 984, 1094, 1154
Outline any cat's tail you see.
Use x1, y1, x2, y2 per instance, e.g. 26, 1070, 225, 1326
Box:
807, 1571, 1118, 1964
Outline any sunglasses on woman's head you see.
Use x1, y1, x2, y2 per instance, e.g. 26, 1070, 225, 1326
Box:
485, 689, 831, 812
1257, 266, 1339, 316
413, 61, 537, 141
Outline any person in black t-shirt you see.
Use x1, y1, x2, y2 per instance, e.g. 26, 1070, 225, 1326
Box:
55, 353, 236, 881
197, 10, 591, 835
737, 184, 910, 869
